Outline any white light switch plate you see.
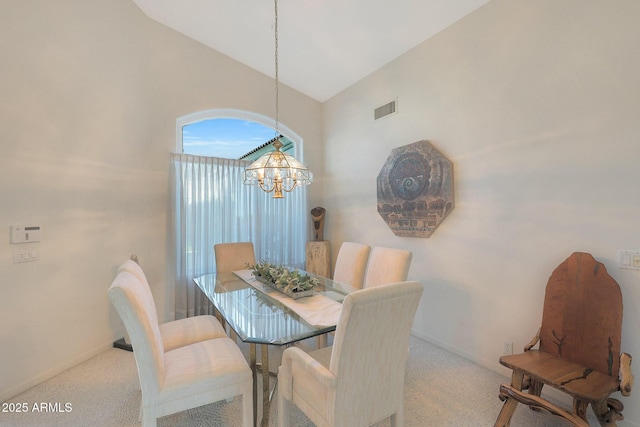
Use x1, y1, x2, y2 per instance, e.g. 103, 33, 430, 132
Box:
13, 245, 39, 264
618, 250, 640, 270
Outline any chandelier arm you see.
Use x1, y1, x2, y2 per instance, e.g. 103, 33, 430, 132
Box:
259, 181, 277, 193
282, 182, 298, 193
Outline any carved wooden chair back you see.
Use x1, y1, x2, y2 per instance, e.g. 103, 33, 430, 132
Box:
539, 252, 622, 377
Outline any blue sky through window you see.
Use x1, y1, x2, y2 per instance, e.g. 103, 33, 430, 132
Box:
182, 118, 276, 159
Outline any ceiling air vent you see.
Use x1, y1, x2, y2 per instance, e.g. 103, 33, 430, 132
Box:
374, 99, 397, 120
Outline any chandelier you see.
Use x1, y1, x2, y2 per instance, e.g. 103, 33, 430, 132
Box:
242, 0, 313, 198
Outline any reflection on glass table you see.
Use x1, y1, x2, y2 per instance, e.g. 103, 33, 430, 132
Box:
193, 270, 356, 427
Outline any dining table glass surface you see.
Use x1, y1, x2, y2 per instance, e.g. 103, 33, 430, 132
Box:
194, 268, 356, 427
193, 270, 357, 345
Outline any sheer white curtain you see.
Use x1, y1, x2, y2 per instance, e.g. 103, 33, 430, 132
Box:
171, 153, 308, 318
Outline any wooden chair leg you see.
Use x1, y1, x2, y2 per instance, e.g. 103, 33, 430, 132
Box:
498, 384, 590, 427
572, 398, 589, 422
495, 371, 524, 427
526, 378, 544, 411
528, 378, 543, 396
592, 398, 624, 426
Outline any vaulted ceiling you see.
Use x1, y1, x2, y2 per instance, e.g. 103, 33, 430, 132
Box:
131, 0, 489, 102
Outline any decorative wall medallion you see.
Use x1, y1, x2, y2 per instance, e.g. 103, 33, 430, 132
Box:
377, 140, 454, 238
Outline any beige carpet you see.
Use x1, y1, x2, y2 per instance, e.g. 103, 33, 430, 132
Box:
1, 336, 596, 426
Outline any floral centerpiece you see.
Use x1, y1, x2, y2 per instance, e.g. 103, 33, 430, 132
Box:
249, 261, 319, 299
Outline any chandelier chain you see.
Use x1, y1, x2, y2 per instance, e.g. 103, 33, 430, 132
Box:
274, 0, 279, 138
242, 0, 312, 198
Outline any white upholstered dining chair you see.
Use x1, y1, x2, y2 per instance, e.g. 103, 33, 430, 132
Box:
315, 241, 370, 348
332, 242, 371, 289
363, 246, 412, 288
214, 242, 257, 272
278, 281, 423, 427
117, 258, 226, 352
108, 270, 253, 427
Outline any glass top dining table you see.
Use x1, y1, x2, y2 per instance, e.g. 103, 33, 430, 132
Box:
193, 270, 357, 427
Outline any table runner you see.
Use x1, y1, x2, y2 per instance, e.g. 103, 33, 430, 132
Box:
233, 269, 343, 328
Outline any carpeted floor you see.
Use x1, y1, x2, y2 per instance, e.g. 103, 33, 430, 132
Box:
1, 336, 592, 426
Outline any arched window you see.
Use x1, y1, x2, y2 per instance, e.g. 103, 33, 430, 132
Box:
176, 108, 305, 161
171, 109, 309, 318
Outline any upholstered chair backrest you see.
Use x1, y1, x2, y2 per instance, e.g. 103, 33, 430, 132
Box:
363, 246, 412, 288
108, 271, 165, 401
214, 242, 257, 272
333, 242, 371, 289
117, 259, 159, 326
329, 281, 423, 425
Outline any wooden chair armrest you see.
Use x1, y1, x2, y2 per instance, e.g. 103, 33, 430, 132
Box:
524, 327, 541, 352
499, 384, 590, 427
620, 352, 634, 396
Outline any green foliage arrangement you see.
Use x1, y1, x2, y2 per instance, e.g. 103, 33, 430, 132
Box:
249, 261, 319, 295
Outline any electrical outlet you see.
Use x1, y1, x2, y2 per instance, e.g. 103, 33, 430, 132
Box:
503, 342, 513, 355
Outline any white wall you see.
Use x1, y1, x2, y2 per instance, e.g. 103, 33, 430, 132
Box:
323, 0, 640, 424
0, 0, 322, 401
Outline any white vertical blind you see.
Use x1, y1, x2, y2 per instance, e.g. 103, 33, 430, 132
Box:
171, 153, 308, 318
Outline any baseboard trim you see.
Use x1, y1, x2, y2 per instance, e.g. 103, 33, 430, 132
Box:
410, 330, 574, 408
0, 341, 114, 403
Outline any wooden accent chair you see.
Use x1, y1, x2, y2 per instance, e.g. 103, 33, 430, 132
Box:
495, 252, 634, 427
108, 270, 252, 427
333, 242, 371, 289
278, 281, 423, 427
363, 246, 412, 288
117, 257, 227, 352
